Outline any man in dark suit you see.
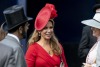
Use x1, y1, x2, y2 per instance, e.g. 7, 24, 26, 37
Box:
0, 5, 32, 67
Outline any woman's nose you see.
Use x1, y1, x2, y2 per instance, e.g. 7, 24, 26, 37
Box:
47, 28, 51, 32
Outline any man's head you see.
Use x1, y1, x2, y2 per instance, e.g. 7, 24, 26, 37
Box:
8, 22, 30, 39
2, 5, 32, 39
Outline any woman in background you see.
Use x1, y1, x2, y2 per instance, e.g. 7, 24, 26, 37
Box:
81, 11, 100, 67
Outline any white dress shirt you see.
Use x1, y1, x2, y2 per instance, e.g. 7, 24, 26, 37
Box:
7, 33, 20, 43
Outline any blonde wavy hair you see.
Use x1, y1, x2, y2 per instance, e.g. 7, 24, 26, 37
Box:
28, 19, 62, 55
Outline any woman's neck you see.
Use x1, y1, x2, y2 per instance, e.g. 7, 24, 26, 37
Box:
38, 38, 50, 46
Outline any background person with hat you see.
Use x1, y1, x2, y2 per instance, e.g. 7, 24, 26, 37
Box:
81, 4, 100, 67
78, 4, 100, 67
94, 4, 100, 67
0, 5, 32, 67
25, 3, 68, 67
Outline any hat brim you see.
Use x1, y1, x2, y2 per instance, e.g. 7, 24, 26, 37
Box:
81, 19, 100, 29
28, 17, 33, 21
35, 7, 51, 30
2, 17, 33, 31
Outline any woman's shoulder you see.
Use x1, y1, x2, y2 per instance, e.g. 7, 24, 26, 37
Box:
26, 43, 38, 57
28, 42, 39, 50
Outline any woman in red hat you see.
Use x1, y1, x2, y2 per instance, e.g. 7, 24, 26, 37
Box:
25, 3, 68, 67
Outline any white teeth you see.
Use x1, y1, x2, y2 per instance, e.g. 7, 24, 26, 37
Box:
46, 34, 50, 35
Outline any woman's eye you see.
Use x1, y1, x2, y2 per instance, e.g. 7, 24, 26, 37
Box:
50, 27, 53, 29
43, 27, 47, 29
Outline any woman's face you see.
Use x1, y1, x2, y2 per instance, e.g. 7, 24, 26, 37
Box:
91, 27, 100, 37
40, 21, 54, 40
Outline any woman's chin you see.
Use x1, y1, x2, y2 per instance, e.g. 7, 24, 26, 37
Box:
45, 37, 51, 40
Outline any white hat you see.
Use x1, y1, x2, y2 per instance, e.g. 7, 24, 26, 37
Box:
81, 13, 100, 29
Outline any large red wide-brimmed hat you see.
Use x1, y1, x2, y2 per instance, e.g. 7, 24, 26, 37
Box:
35, 3, 58, 30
